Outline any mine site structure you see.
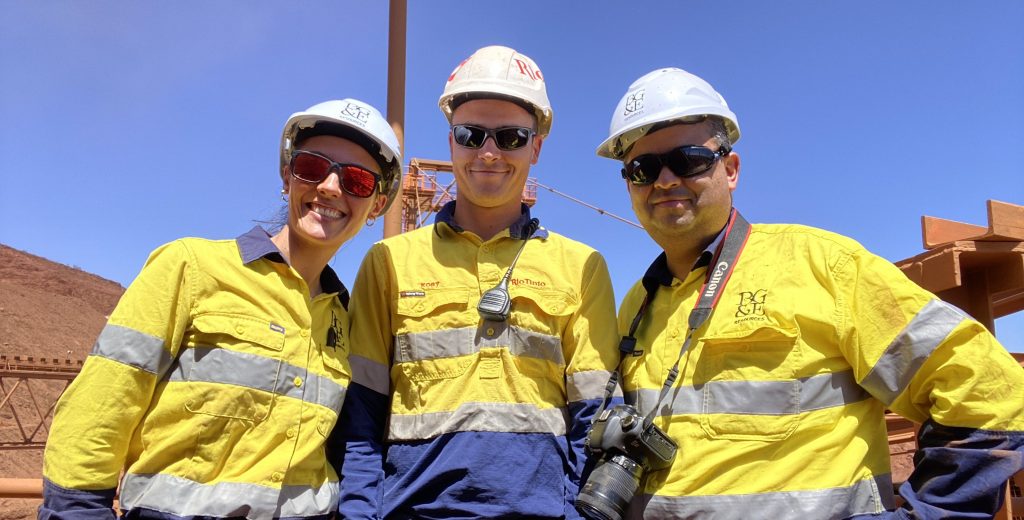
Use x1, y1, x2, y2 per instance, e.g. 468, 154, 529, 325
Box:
0, 355, 81, 451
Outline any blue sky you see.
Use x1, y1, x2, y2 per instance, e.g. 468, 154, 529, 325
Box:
1, 1, 1022, 350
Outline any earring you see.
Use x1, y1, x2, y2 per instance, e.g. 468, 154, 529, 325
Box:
366, 217, 376, 227
280, 188, 288, 202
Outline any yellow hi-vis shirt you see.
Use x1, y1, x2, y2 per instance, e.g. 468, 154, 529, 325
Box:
340, 204, 620, 518
618, 222, 1024, 519
42, 227, 350, 519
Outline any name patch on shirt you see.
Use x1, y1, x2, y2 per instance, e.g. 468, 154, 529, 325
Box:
269, 323, 286, 334
400, 291, 426, 298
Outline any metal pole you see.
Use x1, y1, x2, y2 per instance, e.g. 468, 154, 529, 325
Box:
0, 478, 43, 499
382, 0, 407, 238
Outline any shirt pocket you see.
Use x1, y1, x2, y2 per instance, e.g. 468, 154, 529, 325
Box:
182, 312, 284, 422
394, 288, 474, 382
506, 286, 576, 380
697, 325, 802, 441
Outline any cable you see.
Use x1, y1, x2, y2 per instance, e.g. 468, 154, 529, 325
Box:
530, 180, 643, 229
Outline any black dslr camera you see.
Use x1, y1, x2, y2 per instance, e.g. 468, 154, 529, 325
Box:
575, 404, 677, 520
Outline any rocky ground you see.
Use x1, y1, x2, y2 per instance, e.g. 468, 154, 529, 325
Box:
0, 244, 124, 520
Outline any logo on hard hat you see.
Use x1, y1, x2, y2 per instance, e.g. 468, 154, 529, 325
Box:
448, 58, 469, 83
342, 103, 371, 124
624, 90, 645, 115
513, 58, 543, 82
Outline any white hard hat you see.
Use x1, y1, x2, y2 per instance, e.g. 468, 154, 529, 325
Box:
596, 68, 740, 159
280, 99, 404, 212
439, 45, 553, 136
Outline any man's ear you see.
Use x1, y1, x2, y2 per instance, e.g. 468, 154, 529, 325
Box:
530, 135, 544, 165
725, 150, 740, 192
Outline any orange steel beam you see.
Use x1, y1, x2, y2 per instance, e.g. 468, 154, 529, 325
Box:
922, 200, 1024, 249
382, 0, 407, 239
0, 478, 43, 499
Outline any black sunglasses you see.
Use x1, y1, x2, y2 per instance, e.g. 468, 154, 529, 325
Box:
451, 124, 535, 151
622, 145, 732, 185
289, 150, 381, 198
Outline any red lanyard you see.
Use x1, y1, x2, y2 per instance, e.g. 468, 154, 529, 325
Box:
643, 210, 750, 422
596, 210, 751, 425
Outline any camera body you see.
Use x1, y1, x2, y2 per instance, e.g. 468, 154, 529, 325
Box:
576, 404, 677, 520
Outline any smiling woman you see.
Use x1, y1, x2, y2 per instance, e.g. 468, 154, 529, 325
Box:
38, 99, 403, 520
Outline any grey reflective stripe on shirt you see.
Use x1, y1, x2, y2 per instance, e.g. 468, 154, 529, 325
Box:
120, 472, 338, 518
568, 370, 620, 402
394, 325, 564, 365
349, 354, 390, 395
860, 299, 966, 406
629, 370, 871, 417
629, 474, 894, 520
91, 324, 174, 377
387, 402, 569, 441
167, 347, 347, 412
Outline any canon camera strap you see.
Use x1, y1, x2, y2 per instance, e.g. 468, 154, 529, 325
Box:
593, 209, 751, 425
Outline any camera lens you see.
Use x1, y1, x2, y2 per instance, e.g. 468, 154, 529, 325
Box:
576, 455, 643, 520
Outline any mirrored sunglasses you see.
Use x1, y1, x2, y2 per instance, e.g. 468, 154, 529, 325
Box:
289, 150, 381, 198
622, 145, 731, 185
451, 124, 535, 151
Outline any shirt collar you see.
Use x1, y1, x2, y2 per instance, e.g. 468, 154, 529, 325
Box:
641, 222, 728, 288
235, 226, 349, 306
238, 226, 284, 264
434, 201, 549, 240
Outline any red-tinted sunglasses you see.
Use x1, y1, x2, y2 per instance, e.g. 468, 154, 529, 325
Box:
289, 150, 381, 198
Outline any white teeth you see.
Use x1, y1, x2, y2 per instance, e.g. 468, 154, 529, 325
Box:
312, 205, 343, 219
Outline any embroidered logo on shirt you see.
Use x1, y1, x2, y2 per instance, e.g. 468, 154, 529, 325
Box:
510, 277, 547, 288
269, 323, 285, 334
735, 289, 767, 320
326, 311, 342, 348
400, 291, 426, 298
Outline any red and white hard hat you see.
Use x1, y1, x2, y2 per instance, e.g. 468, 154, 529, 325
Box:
439, 45, 553, 136
596, 68, 740, 160
280, 99, 404, 212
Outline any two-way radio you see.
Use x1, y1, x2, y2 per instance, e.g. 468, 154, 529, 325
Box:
477, 218, 541, 322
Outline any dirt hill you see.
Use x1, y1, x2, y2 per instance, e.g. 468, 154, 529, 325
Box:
0, 244, 124, 520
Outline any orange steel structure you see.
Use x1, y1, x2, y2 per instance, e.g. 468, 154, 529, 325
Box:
0, 355, 80, 451
895, 200, 1024, 331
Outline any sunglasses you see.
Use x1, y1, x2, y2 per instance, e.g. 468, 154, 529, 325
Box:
289, 150, 381, 198
451, 124, 535, 151
622, 145, 731, 185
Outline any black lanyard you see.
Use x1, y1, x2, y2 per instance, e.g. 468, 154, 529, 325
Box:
595, 210, 751, 424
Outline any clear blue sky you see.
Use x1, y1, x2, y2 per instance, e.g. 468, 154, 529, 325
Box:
2, 2, 1022, 350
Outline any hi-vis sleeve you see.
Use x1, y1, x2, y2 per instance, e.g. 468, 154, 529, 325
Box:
563, 251, 621, 486
337, 244, 392, 519
42, 241, 193, 518
837, 248, 1024, 518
